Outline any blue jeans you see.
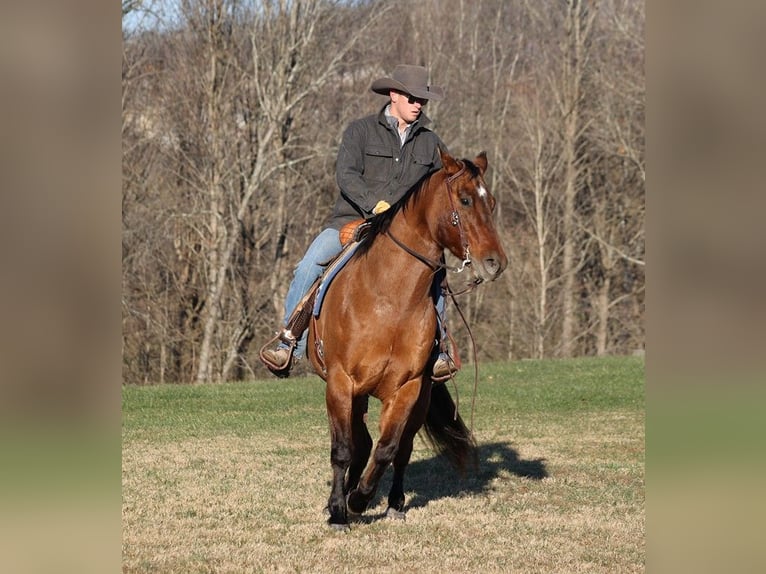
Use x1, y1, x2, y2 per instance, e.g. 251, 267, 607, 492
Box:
280, 227, 448, 358
433, 268, 448, 349
281, 228, 343, 357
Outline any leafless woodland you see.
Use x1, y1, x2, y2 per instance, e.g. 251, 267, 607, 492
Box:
122, 0, 644, 384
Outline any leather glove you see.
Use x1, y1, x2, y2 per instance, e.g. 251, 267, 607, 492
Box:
372, 200, 391, 215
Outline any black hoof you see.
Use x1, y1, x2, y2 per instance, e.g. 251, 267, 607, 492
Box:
346, 490, 367, 515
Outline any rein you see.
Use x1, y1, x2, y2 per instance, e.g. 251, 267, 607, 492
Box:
442, 279, 481, 432
385, 230, 466, 273
384, 161, 475, 275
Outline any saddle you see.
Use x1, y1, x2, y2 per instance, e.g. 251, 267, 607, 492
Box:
259, 221, 369, 373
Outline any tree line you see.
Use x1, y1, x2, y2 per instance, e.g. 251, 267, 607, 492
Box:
122, 0, 644, 384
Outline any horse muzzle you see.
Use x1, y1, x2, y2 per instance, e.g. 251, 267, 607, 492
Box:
473, 251, 507, 282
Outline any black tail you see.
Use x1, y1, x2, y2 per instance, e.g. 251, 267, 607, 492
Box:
421, 383, 478, 474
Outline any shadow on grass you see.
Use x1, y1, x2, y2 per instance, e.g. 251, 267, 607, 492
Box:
349, 441, 547, 523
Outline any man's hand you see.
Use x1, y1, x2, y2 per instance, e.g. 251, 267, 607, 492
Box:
372, 200, 391, 215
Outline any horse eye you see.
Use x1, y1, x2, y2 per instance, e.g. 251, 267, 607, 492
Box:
460, 197, 472, 207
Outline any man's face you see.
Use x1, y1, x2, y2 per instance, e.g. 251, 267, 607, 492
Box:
390, 90, 428, 124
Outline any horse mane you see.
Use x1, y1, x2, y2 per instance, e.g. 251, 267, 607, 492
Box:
353, 157, 481, 258
352, 171, 432, 258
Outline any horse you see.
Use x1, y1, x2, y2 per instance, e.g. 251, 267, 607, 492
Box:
307, 148, 507, 530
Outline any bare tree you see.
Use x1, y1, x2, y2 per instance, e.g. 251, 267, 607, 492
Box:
122, 0, 645, 383
184, 0, 395, 382
122, 1, 395, 383
554, 0, 598, 357
505, 82, 567, 359
579, 0, 645, 355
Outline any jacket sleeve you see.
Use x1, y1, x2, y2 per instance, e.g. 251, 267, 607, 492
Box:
335, 121, 376, 217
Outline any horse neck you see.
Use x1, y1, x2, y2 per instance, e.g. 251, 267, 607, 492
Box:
388, 176, 445, 262
358, 201, 442, 301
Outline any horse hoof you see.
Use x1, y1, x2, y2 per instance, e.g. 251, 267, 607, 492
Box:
328, 522, 350, 532
386, 507, 406, 521
346, 491, 367, 515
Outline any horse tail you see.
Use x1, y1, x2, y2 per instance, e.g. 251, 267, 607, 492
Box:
421, 383, 478, 474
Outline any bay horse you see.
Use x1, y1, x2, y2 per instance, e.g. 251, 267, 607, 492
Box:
307, 148, 507, 529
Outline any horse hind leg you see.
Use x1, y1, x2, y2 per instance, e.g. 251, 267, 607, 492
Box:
345, 395, 372, 496
387, 391, 429, 520
386, 433, 414, 520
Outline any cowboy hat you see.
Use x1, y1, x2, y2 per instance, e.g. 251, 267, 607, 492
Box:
370, 64, 444, 101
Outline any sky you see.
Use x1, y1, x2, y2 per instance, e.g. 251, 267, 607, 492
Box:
122, 0, 180, 33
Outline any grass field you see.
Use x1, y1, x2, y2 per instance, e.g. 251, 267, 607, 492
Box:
122, 356, 644, 573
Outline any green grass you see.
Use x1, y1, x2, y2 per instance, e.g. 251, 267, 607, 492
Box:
123, 356, 644, 573
123, 356, 642, 437
122, 378, 328, 442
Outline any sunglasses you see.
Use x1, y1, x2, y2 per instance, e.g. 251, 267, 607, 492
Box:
405, 93, 428, 106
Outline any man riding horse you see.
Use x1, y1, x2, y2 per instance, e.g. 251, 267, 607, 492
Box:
262, 64, 459, 380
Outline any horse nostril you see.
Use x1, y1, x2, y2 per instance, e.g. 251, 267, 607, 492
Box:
482, 252, 507, 278
484, 258, 500, 276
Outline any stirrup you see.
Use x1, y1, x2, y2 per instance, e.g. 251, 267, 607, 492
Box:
431, 354, 459, 384
259, 330, 296, 378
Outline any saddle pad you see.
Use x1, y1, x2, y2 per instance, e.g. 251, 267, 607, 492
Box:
312, 240, 362, 317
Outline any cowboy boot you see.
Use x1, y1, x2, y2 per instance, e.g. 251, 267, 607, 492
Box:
262, 346, 292, 370
432, 352, 458, 381
260, 329, 297, 377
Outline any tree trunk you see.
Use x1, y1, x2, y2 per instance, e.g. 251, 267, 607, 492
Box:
596, 273, 611, 356
196, 3, 227, 383
559, 0, 595, 357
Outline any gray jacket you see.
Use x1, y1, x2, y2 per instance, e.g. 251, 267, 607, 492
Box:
326, 105, 447, 230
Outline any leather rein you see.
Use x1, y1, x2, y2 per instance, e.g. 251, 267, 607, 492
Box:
384, 161, 479, 288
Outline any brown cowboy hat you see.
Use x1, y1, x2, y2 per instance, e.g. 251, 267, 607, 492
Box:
370, 64, 444, 101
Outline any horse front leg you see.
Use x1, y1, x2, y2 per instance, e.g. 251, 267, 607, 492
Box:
326, 377, 353, 530
346, 378, 423, 515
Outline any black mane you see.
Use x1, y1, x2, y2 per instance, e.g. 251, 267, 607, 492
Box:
353, 169, 432, 258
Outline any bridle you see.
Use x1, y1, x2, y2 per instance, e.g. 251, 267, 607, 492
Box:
385, 161, 478, 280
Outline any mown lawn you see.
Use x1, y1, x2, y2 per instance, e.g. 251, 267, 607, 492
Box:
122, 356, 644, 573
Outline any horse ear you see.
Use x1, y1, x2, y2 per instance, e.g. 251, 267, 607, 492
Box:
439, 147, 460, 175
474, 151, 488, 174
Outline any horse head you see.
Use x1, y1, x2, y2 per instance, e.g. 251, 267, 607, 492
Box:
433, 148, 508, 283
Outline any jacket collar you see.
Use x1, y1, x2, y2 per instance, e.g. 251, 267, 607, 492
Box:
377, 104, 431, 132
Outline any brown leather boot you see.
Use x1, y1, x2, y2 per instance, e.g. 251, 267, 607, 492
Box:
432, 353, 458, 381
262, 347, 291, 369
